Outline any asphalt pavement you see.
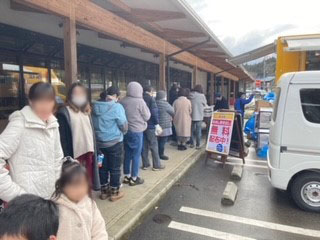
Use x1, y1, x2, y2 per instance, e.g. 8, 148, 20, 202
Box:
128, 155, 320, 240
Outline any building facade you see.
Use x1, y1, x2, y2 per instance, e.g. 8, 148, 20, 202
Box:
0, 0, 252, 132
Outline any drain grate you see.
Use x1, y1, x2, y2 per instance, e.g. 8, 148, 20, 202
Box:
152, 214, 172, 224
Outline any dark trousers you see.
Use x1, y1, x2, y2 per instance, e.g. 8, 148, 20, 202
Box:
171, 126, 177, 142
142, 129, 161, 169
99, 142, 123, 188
158, 136, 168, 157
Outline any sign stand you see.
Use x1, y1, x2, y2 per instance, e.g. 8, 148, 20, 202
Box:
205, 110, 246, 167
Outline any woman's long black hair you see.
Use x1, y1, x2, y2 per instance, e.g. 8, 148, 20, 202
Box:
52, 157, 92, 200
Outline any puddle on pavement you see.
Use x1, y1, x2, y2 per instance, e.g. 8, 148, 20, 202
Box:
152, 214, 172, 224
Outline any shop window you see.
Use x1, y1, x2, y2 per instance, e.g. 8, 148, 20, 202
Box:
23, 66, 49, 96
0, 63, 20, 132
51, 59, 66, 102
300, 89, 320, 124
90, 66, 104, 101
78, 65, 89, 88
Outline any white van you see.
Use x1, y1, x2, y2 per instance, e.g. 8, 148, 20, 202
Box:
268, 71, 320, 212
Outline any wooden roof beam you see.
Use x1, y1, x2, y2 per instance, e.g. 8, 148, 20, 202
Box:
105, 0, 165, 33
130, 8, 186, 22
175, 40, 219, 49
161, 28, 207, 39
98, 33, 121, 42
192, 49, 228, 57
10, 0, 45, 13
14, 0, 240, 81
105, 0, 131, 13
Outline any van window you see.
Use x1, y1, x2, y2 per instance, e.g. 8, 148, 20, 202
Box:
272, 87, 281, 121
300, 89, 320, 124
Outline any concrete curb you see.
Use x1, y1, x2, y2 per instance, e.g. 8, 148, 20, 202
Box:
221, 181, 238, 205
230, 165, 243, 181
108, 149, 205, 240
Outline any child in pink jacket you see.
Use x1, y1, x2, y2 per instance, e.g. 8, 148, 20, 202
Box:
53, 158, 108, 240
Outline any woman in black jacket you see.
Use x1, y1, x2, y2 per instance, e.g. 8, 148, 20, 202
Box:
56, 82, 100, 191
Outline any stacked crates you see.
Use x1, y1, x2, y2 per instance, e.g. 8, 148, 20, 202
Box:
255, 107, 273, 158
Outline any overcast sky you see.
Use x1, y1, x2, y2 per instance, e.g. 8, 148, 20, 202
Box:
186, 0, 320, 56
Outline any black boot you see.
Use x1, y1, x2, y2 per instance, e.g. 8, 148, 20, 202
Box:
100, 184, 110, 200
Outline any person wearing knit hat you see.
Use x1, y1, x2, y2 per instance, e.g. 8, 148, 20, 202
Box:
156, 91, 175, 160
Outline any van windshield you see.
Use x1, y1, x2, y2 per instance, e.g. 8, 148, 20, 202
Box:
272, 87, 281, 122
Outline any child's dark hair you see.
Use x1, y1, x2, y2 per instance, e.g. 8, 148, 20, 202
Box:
52, 157, 92, 199
0, 194, 59, 240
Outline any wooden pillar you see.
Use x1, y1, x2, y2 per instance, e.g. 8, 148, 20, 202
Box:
63, 10, 77, 89
210, 73, 215, 105
192, 66, 197, 88
221, 76, 224, 98
159, 53, 166, 91
233, 80, 236, 105
227, 79, 230, 102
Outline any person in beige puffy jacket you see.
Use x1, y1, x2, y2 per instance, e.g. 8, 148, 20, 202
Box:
0, 82, 63, 203
53, 159, 108, 240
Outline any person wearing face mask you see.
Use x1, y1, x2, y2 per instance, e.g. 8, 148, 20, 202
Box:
235, 92, 254, 121
56, 82, 100, 191
0, 82, 63, 202
92, 86, 128, 201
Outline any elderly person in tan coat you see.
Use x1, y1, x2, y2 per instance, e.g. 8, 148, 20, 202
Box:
173, 88, 192, 151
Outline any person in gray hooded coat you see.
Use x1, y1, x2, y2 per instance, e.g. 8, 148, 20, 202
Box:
120, 82, 151, 186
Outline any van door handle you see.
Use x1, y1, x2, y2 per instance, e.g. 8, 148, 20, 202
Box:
280, 146, 287, 153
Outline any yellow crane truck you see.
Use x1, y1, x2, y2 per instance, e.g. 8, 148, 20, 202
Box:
229, 34, 320, 84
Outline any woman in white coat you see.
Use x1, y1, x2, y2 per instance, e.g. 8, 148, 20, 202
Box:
0, 82, 63, 202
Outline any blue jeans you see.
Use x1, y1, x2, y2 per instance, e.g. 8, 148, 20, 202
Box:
124, 131, 143, 178
99, 142, 123, 189
158, 136, 168, 157
190, 121, 202, 147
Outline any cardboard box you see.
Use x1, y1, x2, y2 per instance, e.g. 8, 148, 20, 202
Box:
255, 100, 273, 112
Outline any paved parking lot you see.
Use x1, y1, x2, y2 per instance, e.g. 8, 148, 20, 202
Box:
128, 154, 320, 240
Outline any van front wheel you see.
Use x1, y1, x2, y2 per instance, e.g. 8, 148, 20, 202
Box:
291, 172, 320, 212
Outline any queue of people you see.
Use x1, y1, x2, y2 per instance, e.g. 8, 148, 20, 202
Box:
0, 80, 213, 240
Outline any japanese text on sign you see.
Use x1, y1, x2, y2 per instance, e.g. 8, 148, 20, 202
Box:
206, 112, 235, 155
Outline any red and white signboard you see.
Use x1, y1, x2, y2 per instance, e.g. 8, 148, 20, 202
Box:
206, 112, 235, 155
